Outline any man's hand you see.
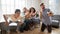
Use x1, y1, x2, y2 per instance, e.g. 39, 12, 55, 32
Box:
47, 12, 53, 16
4, 22, 9, 26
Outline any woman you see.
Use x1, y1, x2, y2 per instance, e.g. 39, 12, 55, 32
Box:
29, 7, 40, 28
24, 7, 40, 31
24, 8, 33, 31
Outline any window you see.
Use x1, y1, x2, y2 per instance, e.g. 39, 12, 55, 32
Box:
0, 0, 26, 22
1, 0, 26, 14
49, 0, 59, 15
0, 0, 40, 22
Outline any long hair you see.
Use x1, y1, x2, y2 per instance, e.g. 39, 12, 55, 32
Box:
29, 7, 36, 13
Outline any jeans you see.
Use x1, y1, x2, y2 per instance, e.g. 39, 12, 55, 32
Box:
41, 23, 52, 33
24, 19, 32, 30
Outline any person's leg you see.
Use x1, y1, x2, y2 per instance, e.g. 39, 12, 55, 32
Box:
6, 26, 10, 34
2, 22, 10, 34
7, 30, 10, 34
19, 23, 26, 32
47, 25, 52, 33
41, 23, 46, 32
16, 23, 20, 34
17, 22, 26, 34
24, 19, 31, 31
32, 19, 40, 28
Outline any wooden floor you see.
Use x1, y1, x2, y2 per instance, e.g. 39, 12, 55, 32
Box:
2, 28, 60, 34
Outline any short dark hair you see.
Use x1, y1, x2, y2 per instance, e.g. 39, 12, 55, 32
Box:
40, 3, 44, 6
15, 9, 20, 13
29, 7, 36, 13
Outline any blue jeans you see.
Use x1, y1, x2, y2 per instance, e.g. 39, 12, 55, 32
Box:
24, 19, 32, 30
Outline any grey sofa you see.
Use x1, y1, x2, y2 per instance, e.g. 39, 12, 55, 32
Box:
51, 15, 60, 28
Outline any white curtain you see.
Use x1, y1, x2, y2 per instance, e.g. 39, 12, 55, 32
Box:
0, 0, 40, 22
1, 0, 26, 14
49, 0, 60, 15
0, 0, 26, 22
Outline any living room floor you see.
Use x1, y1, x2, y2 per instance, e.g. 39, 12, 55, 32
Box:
2, 28, 60, 34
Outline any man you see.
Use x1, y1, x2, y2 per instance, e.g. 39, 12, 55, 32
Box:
40, 3, 53, 34
3, 9, 24, 34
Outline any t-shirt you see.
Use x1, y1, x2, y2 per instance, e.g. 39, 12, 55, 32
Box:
42, 8, 52, 25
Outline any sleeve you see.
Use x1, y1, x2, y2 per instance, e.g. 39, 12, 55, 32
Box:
48, 9, 50, 12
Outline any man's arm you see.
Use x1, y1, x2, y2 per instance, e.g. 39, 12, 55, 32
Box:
3, 14, 10, 26
40, 11, 43, 21
3, 15, 8, 22
48, 9, 54, 16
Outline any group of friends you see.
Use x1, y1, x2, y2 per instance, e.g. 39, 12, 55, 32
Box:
3, 3, 53, 34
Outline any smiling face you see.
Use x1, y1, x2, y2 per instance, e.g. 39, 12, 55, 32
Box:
40, 5, 45, 9
15, 11, 20, 17
30, 7, 36, 13
23, 7, 28, 13
31, 8, 35, 12
15, 9, 20, 17
40, 3, 45, 10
